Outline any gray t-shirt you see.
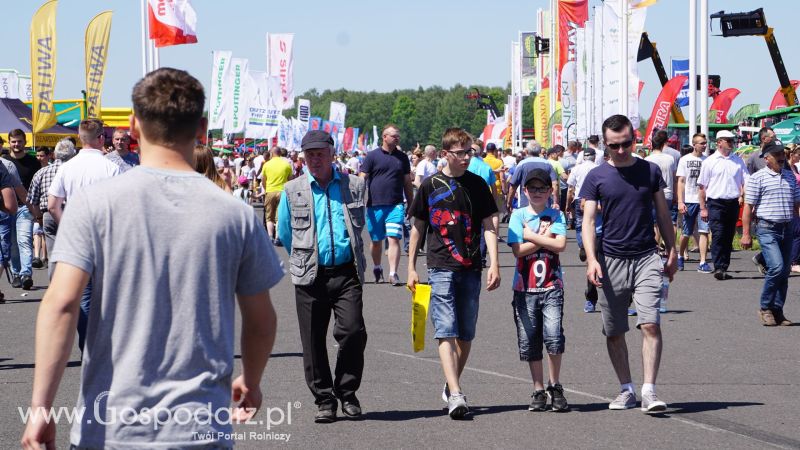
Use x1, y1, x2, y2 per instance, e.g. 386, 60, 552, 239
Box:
52, 166, 284, 448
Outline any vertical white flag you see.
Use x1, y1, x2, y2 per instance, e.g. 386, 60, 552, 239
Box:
209, 50, 232, 130
576, 27, 588, 141
244, 70, 279, 139
329, 101, 346, 125
297, 98, 310, 124
18, 75, 33, 102
602, 0, 646, 128
267, 33, 295, 110
0, 70, 19, 99
223, 57, 248, 134
592, 7, 604, 135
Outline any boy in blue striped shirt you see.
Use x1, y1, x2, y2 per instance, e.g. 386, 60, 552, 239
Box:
741, 142, 800, 326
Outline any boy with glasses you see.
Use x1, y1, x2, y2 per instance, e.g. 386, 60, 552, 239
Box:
407, 128, 500, 419
507, 168, 569, 412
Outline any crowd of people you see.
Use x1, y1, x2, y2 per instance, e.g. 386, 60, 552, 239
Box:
11, 68, 800, 449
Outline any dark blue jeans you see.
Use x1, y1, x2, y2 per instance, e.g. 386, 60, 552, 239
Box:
790, 217, 800, 265
707, 198, 740, 272
77, 279, 92, 352
756, 221, 792, 311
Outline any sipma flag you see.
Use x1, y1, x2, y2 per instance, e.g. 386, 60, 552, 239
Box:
148, 0, 197, 47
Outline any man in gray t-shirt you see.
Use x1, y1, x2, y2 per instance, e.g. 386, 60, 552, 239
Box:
22, 69, 283, 449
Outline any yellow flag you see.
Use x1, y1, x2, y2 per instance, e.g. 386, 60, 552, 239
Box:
409, 284, 431, 353
534, 88, 550, 146
30, 0, 58, 133
85, 11, 112, 119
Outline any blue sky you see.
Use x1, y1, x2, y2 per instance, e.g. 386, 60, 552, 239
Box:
4, 0, 798, 117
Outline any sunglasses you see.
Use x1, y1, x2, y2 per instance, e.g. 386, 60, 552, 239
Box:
606, 140, 633, 150
525, 186, 550, 193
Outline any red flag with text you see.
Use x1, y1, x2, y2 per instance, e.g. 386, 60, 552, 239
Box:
148, 0, 197, 48
643, 76, 687, 146
557, 0, 588, 98
710, 88, 740, 123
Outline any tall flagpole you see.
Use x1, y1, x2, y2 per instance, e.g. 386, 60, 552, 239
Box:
140, 0, 147, 76
689, 0, 697, 141
620, 0, 629, 117
700, 0, 709, 141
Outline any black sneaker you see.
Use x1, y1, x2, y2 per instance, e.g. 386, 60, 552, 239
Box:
341, 396, 362, 419
11, 276, 21, 289
373, 267, 384, 284
31, 257, 43, 269
529, 390, 547, 411
547, 384, 570, 412
713, 269, 725, 280
21, 276, 33, 290
579, 247, 587, 262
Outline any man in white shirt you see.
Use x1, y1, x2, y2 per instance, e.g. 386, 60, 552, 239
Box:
646, 130, 679, 249
47, 118, 121, 351
676, 133, 710, 272
697, 130, 748, 280
414, 145, 438, 187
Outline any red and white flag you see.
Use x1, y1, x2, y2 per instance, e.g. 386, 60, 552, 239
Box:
148, 0, 197, 48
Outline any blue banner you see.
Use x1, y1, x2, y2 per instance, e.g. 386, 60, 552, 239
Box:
671, 58, 690, 107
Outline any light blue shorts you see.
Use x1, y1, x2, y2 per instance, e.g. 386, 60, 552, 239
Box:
366, 204, 404, 241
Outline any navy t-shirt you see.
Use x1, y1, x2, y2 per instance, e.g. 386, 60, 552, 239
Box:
579, 158, 666, 258
361, 147, 411, 207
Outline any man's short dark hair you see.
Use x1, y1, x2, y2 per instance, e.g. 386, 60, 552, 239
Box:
8, 129, 25, 141
132, 68, 205, 146
601, 115, 634, 142
651, 130, 668, 150
758, 126, 774, 140
588, 135, 600, 146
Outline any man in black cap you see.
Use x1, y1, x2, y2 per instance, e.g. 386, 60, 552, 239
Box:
741, 141, 800, 326
277, 130, 369, 422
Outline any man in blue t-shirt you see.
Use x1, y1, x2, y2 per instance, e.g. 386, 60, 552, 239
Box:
507, 143, 558, 211
359, 125, 413, 286
579, 114, 677, 414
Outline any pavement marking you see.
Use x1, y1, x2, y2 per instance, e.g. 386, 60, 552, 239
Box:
377, 349, 799, 449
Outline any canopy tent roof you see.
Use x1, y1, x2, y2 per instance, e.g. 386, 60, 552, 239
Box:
0, 98, 78, 147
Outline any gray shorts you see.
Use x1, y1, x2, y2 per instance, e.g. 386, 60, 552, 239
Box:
598, 251, 662, 336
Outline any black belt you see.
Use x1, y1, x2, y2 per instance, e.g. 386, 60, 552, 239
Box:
318, 261, 355, 274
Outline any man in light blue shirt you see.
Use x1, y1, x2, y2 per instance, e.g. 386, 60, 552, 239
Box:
507, 142, 558, 210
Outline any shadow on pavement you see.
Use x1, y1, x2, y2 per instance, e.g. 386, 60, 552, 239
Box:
568, 402, 610, 413
361, 409, 444, 421
666, 401, 763, 414
234, 352, 303, 359
0, 360, 81, 370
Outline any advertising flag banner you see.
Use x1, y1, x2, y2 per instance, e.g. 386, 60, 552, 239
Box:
575, 27, 588, 141
671, 58, 690, 107
329, 101, 347, 125
342, 127, 355, 152
267, 33, 295, 110
373, 126, 379, 149
244, 70, 279, 139
223, 57, 248, 134
534, 87, 550, 145
297, 98, 311, 124
520, 32, 537, 96
84, 11, 112, 119
322, 120, 333, 134
0, 70, 19, 99
601, 0, 646, 128
351, 128, 360, 151
19, 76, 33, 102
277, 115, 291, 148
709, 88, 741, 124
30, 0, 58, 133
557, 0, 588, 98
769, 80, 800, 110
643, 75, 687, 146
560, 60, 577, 143
290, 117, 306, 151
592, 7, 603, 135
147, 0, 197, 47
309, 116, 322, 131
209, 50, 232, 130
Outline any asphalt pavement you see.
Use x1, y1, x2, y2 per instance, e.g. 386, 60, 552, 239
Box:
2, 217, 800, 449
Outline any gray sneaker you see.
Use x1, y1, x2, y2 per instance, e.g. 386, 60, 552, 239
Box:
447, 393, 469, 419
389, 272, 402, 286
608, 390, 637, 410
640, 391, 667, 413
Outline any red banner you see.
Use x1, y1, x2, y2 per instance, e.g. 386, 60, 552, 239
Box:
557, 0, 588, 98
643, 76, 688, 147
710, 88, 740, 123
769, 80, 800, 110
342, 127, 355, 152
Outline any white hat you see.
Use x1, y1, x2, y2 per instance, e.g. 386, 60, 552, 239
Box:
715, 130, 736, 140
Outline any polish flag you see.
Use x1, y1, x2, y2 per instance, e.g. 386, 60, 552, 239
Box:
148, 0, 198, 48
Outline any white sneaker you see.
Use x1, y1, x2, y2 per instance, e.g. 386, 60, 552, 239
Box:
608, 390, 637, 410
641, 391, 667, 413
447, 393, 469, 419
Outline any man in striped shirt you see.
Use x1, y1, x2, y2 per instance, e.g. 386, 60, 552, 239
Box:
741, 142, 800, 326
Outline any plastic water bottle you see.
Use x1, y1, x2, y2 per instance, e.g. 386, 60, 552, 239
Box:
660, 257, 669, 313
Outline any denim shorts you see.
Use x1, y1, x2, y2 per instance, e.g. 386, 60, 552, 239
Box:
681, 203, 709, 236
512, 289, 565, 361
428, 268, 481, 341
366, 204, 405, 241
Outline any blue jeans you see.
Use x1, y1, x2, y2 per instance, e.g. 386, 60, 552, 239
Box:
0, 211, 12, 267
77, 279, 93, 352
512, 289, 565, 361
8, 205, 33, 277
790, 217, 800, 265
756, 221, 792, 311
427, 268, 481, 341
574, 199, 603, 249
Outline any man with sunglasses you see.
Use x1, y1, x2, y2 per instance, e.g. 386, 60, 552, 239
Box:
697, 130, 748, 280
580, 114, 677, 413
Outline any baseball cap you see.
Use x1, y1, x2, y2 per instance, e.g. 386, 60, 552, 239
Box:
524, 168, 552, 187
237, 175, 248, 185
301, 130, 334, 151
716, 130, 736, 140
761, 141, 785, 158
583, 148, 596, 157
